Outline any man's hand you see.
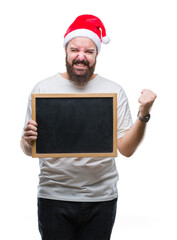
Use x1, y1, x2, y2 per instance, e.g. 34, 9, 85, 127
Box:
23, 120, 38, 146
21, 120, 38, 156
138, 89, 157, 118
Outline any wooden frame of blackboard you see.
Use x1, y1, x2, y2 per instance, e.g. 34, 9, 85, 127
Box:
32, 93, 117, 158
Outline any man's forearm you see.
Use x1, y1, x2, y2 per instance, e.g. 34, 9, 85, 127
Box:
117, 89, 157, 157
20, 138, 32, 156
117, 119, 147, 157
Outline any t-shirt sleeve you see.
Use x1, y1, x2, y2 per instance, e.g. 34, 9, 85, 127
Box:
21, 82, 41, 137
117, 88, 133, 139
21, 94, 32, 137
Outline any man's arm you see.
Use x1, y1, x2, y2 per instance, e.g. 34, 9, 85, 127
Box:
117, 89, 157, 157
20, 120, 38, 156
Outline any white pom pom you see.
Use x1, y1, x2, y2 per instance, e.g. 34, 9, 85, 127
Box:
102, 36, 110, 44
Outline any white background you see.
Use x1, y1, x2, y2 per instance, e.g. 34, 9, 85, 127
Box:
0, 0, 177, 239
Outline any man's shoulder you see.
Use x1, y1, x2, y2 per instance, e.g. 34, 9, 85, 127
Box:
97, 75, 124, 92
31, 73, 60, 93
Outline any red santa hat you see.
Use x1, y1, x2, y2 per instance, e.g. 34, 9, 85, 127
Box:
63, 14, 110, 53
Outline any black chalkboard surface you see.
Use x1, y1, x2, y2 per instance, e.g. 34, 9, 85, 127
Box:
32, 93, 117, 158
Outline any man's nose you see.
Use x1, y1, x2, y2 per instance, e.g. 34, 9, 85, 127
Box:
76, 52, 86, 61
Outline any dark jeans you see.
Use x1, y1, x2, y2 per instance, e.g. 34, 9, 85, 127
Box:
38, 197, 117, 240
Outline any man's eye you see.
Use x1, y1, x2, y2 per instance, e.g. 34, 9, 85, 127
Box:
71, 49, 78, 52
86, 51, 94, 54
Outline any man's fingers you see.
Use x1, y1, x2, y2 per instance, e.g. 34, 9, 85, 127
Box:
24, 124, 37, 132
24, 135, 37, 141
139, 89, 157, 103
140, 89, 157, 98
24, 136, 37, 146
24, 130, 38, 136
28, 120, 38, 126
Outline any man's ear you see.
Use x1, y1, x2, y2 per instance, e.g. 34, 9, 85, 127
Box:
96, 47, 98, 56
65, 43, 68, 53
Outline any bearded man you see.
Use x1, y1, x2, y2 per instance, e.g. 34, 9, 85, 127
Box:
21, 14, 157, 240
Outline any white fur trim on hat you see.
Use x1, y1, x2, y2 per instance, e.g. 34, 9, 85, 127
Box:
102, 36, 110, 44
63, 29, 101, 53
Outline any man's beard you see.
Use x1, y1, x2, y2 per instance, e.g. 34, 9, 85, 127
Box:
65, 56, 96, 86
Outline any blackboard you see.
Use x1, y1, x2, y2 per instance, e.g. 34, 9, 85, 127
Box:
32, 93, 117, 158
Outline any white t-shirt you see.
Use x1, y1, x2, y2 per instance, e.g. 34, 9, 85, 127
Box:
23, 73, 133, 202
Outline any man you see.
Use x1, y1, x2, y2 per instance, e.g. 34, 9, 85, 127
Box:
21, 14, 157, 240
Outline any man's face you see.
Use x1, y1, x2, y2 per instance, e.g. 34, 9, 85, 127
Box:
65, 37, 98, 85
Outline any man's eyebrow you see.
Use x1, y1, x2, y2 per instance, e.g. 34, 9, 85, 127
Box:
86, 49, 95, 52
70, 47, 78, 50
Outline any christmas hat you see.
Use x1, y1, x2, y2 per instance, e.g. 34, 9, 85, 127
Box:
63, 14, 110, 53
